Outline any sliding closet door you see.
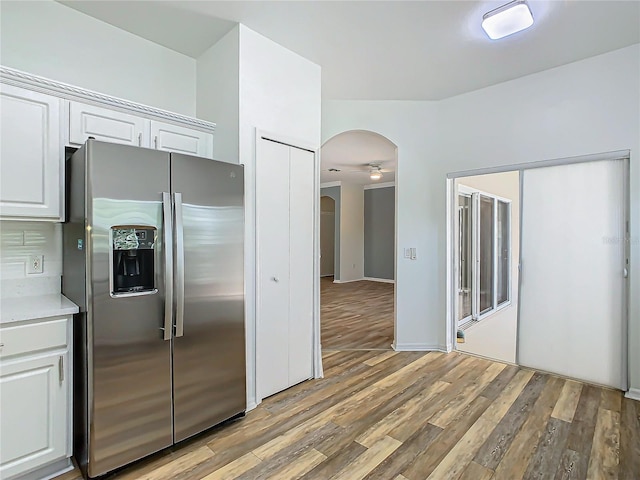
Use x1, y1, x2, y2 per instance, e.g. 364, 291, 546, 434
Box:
289, 147, 314, 386
257, 139, 291, 398
256, 137, 315, 399
518, 159, 626, 388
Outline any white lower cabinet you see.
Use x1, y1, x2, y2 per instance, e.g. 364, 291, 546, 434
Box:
0, 316, 71, 480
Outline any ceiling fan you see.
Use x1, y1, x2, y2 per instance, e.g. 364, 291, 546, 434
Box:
322, 162, 393, 180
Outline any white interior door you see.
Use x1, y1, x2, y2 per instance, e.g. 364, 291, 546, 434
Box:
518, 159, 627, 389
256, 139, 291, 399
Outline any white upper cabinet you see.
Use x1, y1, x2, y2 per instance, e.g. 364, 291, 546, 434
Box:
69, 103, 214, 159
150, 120, 214, 159
0, 84, 62, 220
0, 66, 216, 221
69, 101, 149, 147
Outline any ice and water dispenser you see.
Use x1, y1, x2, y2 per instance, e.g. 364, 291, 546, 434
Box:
111, 226, 156, 295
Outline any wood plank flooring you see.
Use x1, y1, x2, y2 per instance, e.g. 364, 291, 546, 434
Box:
321, 277, 394, 350
56, 351, 640, 480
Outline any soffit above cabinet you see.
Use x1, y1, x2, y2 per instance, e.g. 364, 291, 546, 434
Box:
0, 66, 215, 133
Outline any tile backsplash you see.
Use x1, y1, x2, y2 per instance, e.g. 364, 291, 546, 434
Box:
0, 221, 62, 298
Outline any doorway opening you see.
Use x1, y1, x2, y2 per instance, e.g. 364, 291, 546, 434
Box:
319, 130, 397, 352
447, 151, 629, 390
453, 171, 520, 364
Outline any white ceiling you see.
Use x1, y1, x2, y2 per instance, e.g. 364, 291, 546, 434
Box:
60, 0, 639, 101
320, 131, 397, 185
58, 0, 638, 183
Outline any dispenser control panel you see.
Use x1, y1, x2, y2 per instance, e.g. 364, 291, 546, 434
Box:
110, 226, 157, 296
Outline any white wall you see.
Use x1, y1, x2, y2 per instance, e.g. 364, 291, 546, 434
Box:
456, 171, 520, 364
236, 25, 322, 408
0, 0, 196, 115
323, 44, 640, 392
238, 25, 322, 155
339, 183, 365, 282
197, 26, 240, 163
0, 222, 62, 298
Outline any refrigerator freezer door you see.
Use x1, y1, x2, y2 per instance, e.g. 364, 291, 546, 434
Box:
171, 154, 246, 442
85, 141, 173, 477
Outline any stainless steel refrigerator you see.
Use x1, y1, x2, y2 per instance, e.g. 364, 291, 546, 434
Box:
63, 140, 245, 478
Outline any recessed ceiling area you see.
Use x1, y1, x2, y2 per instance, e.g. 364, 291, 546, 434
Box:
58, 0, 639, 101
321, 131, 396, 185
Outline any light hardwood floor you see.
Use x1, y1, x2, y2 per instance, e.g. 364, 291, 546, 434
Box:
321, 277, 394, 350
56, 350, 639, 480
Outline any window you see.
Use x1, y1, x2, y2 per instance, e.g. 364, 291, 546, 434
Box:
458, 188, 511, 325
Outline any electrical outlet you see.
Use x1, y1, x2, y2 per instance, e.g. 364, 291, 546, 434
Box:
27, 255, 44, 274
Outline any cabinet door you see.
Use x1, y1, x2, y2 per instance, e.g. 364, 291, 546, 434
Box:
151, 121, 214, 159
0, 84, 62, 220
69, 101, 149, 147
0, 353, 68, 479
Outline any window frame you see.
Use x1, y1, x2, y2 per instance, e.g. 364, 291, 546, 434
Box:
457, 185, 512, 326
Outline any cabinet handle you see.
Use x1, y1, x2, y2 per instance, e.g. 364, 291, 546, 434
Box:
138, 132, 142, 146
154, 136, 158, 149
59, 356, 64, 383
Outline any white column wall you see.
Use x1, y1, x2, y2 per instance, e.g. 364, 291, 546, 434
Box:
338, 183, 365, 282
196, 26, 240, 164
238, 25, 321, 408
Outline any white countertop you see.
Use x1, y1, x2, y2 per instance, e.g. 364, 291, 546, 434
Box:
1, 294, 79, 324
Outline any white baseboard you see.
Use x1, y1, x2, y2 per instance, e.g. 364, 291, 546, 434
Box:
363, 277, 395, 284
392, 342, 449, 353
625, 388, 640, 401
333, 277, 395, 284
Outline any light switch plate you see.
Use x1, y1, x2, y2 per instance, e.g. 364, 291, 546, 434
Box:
27, 255, 44, 274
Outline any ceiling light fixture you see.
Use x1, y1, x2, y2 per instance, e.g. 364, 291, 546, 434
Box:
370, 167, 383, 180
481, 0, 534, 40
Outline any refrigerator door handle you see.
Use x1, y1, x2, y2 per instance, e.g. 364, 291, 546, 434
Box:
174, 192, 185, 337
162, 192, 174, 341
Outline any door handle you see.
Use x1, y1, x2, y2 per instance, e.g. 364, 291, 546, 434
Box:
162, 192, 173, 341
138, 132, 142, 146
154, 136, 158, 149
174, 192, 185, 337
59, 356, 64, 383
272, 276, 279, 283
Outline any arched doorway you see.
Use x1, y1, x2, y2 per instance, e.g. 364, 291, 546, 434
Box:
319, 130, 398, 351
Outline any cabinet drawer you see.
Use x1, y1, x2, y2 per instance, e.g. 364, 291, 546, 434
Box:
0, 318, 67, 358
